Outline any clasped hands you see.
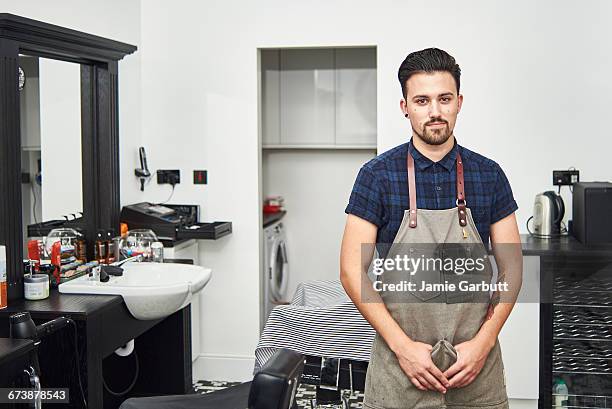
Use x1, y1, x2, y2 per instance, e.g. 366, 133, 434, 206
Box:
394, 336, 493, 394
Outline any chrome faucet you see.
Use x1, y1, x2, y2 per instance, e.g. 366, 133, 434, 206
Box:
111, 254, 144, 267
89, 254, 144, 282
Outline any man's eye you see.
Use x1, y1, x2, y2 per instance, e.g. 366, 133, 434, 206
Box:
416, 99, 427, 105
440, 97, 451, 103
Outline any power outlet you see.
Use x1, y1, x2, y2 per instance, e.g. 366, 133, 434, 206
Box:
553, 170, 579, 186
157, 169, 180, 185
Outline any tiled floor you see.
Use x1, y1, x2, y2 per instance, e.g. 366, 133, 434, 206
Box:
194, 379, 365, 408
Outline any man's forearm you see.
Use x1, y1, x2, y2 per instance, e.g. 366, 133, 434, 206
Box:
341, 267, 411, 354
475, 241, 523, 348
473, 302, 515, 349
476, 214, 523, 348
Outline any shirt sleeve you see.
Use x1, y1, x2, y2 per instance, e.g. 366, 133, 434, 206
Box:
490, 163, 519, 224
345, 165, 386, 228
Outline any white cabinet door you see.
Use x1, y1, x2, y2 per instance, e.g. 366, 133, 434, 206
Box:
261, 50, 281, 146
335, 48, 377, 146
164, 240, 201, 363
280, 49, 335, 146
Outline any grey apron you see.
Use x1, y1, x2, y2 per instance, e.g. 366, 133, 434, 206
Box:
363, 149, 509, 409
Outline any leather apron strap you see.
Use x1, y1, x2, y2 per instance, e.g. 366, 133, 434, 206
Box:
407, 153, 418, 228
456, 152, 467, 227
406, 146, 466, 228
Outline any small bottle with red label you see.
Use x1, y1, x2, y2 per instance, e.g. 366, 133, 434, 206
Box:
0, 245, 7, 309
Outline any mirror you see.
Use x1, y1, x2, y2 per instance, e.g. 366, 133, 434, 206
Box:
0, 14, 136, 300
19, 55, 83, 252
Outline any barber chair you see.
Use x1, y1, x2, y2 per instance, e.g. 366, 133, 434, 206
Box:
119, 348, 304, 409
300, 355, 368, 408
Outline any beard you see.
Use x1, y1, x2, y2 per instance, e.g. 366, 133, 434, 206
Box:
412, 120, 452, 146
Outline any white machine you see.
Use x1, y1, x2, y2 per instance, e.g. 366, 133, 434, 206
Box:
262, 220, 289, 328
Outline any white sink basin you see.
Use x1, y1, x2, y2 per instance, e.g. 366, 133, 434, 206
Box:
59, 263, 212, 320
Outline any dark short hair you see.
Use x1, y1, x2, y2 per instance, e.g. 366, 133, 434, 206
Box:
398, 48, 461, 98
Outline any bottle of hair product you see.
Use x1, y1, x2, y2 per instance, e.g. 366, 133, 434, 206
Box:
553, 378, 569, 407
0, 245, 7, 309
75, 237, 87, 263
95, 231, 105, 262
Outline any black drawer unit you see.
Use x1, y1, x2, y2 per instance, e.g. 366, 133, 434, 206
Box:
120, 202, 232, 241
176, 221, 232, 240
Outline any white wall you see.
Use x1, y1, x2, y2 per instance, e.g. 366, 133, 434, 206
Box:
0, 0, 144, 206
262, 150, 376, 298
139, 0, 612, 381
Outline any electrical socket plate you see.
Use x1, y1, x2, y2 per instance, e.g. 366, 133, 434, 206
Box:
157, 169, 180, 185
553, 170, 579, 186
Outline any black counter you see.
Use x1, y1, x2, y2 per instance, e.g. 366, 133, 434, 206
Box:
0, 291, 122, 320
0, 337, 33, 368
0, 338, 35, 400
0, 290, 192, 408
521, 234, 612, 408
520, 233, 612, 256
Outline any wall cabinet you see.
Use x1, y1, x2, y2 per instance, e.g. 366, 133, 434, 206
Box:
261, 47, 376, 149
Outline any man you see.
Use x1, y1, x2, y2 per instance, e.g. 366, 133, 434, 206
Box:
340, 48, 521, 408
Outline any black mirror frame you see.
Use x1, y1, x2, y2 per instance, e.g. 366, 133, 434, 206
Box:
0, 14, 137, 300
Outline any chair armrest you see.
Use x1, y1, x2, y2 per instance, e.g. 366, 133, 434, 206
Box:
248, 348, 304, 409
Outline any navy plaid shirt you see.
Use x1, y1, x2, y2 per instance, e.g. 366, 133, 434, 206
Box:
345, 138, 518, 246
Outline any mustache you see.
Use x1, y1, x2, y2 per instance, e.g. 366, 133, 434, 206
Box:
425, 118, 448, 126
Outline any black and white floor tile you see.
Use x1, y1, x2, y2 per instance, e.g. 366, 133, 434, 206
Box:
194, 379, 365, 408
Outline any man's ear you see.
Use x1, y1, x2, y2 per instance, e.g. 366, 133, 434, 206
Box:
457, 94, 464, 113
400, 98, 408, 117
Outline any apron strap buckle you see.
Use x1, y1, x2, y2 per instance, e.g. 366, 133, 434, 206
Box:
409, 209, 417, 228
457, 199, 467, 227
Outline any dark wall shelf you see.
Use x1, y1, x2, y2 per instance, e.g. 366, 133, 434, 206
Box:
177, 221, 232, 240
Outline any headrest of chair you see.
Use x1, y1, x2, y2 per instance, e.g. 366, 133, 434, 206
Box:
248, 348, 304, 409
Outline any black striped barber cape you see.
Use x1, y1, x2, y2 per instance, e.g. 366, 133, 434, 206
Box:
253, 280, 376, 374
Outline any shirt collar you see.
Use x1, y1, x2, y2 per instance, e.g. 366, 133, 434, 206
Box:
407, 137, 459, 172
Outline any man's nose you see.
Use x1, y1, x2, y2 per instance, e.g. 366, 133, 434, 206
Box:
429, 101, 442, 117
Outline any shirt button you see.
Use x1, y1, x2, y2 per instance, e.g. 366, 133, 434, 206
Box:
435, 186, 442, 191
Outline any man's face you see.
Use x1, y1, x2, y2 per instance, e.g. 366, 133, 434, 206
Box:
401, 71, 463, 145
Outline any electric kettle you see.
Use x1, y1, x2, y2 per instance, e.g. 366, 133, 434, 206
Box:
532, 191, 565, 236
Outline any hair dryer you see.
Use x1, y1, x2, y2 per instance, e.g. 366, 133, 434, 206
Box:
9, 312, 70, 344
134, 147, 151, 191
